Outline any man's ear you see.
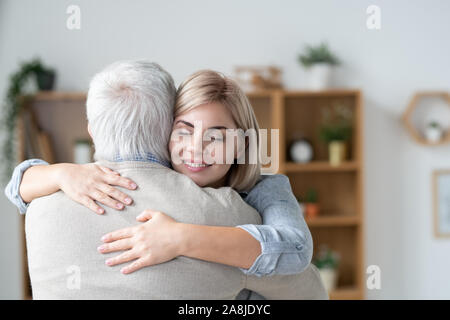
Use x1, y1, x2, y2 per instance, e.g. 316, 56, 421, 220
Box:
87, 124, 93, 139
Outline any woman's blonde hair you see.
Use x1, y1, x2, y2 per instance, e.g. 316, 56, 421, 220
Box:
175, 70, 261, 192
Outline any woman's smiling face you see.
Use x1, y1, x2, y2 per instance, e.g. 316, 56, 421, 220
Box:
169, 102, 237, 188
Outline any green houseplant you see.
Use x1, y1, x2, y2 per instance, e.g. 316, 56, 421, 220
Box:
304, 188, 319, 219
298, 43, 339, 67
1, 58, 56, 180
319, 104, 353, 166
298, 43, 340, 90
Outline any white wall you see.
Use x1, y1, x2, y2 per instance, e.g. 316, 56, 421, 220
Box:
0, 0, 25, 300
1, 0, 449, 299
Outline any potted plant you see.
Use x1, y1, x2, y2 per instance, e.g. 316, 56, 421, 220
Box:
313, 245, 340, 293
425, 120, 443, 143
319, 104, 353, 166
298, 42, 339, 90
1, 57, 56, 180
36, 66, 56, 91
304, 188, 319, 219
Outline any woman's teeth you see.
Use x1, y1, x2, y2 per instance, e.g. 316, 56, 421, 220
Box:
183, 161, 211, 168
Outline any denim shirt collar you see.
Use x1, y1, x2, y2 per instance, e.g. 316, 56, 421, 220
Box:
239, 191, 249, 199
112, 152, 171, 168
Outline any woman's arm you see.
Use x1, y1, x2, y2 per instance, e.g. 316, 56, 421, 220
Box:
5, 159, 49, 214
20, 163, 66, 203
4, 159, 138, 214
236, 174, 313, 276
99, 209, 261, 273
176, 223, 261, 269
99, 175, 310, 276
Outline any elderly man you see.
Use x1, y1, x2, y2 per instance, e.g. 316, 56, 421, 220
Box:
11, 61, 327, 299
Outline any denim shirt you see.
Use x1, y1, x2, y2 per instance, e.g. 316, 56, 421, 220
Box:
4, 158, 313, 278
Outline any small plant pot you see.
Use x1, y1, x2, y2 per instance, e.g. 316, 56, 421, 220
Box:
73, 139, 93, 164
329, 141, 346, 166
306, 63, 332, 90
425, 126, 443, 143
318, 267, 338, 292
36, 70, 56, 91
305, 203, 319, 219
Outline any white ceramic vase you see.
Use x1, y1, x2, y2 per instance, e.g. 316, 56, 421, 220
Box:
306, 63, 332, 90
318, 268, 338, 292
74, 141, 92, 164
425, 126, 443, 143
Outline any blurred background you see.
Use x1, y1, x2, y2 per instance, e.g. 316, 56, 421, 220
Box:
1, 0, 450, 299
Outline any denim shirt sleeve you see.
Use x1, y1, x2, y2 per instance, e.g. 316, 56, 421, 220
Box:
4, 159, 49, 214
237, 174, 313, 277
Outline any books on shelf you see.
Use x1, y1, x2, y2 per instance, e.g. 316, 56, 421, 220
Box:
37, 132, 55, 163
22, 108, 55, 163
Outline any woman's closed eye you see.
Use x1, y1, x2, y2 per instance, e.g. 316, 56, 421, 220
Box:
205, 129, 225, 143
172, 128, 193, 139
178, 129, 192, 136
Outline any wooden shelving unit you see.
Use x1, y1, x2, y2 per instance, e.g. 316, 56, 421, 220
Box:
247, 89, 365, 300
305, 215, 360, 227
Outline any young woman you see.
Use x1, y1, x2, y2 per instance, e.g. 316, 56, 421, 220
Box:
5, 70, 312, 293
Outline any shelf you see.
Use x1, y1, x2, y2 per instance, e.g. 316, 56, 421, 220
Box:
306, 215, 360, 227
329, 286, 362, 300
246, 89, 360, 98
285, 161, 359, 172
31, 91, 87, 102
246, 90, 274, 98
283, 89, 360, 97
405, 134, 450, 146
402, 91, 450, 146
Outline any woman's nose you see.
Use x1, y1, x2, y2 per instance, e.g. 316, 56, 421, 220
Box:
186, 134, 204, 161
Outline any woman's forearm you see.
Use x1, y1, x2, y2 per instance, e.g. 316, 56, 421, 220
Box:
177, 223, 261, 269
19, 163, 65, 203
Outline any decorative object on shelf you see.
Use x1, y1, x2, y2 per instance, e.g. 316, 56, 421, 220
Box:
1, 57, 57, 180
234, 65, 282, 91
425, 120, 444, 143
37, 132, 55, 163
433, 170, 450, 238
298, 42, 340, 90
36, 67, 56, 91
402, 91, 450, 146
319, 104, 353, 166
73, 139, 93, 164
289, 138, 313, 163
313, 245, 340, 293
328, 141, 346, 167
304, 188, 319, 219
20, 108, 55, 163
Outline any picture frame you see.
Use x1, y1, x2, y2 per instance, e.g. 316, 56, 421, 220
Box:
433, 169, 450, 238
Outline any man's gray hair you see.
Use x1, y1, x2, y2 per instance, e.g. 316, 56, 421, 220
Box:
86, 60, 175, 162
